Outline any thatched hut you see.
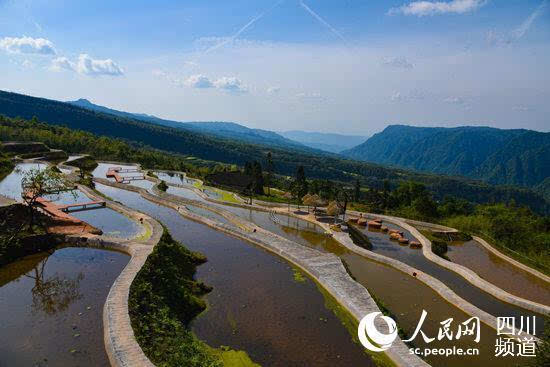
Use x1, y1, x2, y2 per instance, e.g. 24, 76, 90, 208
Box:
388, 229, 404, 236
389, 232, 401, 240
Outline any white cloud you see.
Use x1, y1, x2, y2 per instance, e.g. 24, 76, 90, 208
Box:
382, 56, 414, 69
213, 76, 248, 93
76, 54, 124, 76
185, 74, 214, 88
0, 36, 56, 55
389, 0, 486, 16
50, 54, 124, 76
51, 56, 74, 72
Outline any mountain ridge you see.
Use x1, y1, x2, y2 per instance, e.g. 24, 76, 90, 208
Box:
68, 98, 311, 152
342, 124, 549, 191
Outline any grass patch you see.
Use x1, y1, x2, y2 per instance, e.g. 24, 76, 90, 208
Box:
315, 282, 396, 367
292, 267, 307, 283
129, 229, 258, 367
211, 347, 260, 367
420, 230, 450, 261
347, 224, 373, 250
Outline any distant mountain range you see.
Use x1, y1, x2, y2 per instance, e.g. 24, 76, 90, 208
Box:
68, 98, 309, 152
2, 90, 548, 213
279, 130, 368, 153
342, 125, 550, 198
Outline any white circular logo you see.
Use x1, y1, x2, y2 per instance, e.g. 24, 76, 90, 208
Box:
358, 312, 398, 352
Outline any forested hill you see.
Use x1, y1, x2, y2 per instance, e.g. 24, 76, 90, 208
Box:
1, 90, 548, 213
68, 98, 308, 151
343, 125, 550, 189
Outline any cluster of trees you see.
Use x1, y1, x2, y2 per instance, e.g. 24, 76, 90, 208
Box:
0, 92, 547, 214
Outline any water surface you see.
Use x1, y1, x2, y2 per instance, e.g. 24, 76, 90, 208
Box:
0, 247, 128, 367
446, 239, 550, 306
95, 183, 374, 367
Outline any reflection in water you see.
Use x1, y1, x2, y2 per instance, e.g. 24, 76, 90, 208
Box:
0, 247, 128, 367
95, 183, 374, 367
0, 163, 46, 201
361, 224, 545, 332
446, 239, 550, 305
27, 256, 84, 315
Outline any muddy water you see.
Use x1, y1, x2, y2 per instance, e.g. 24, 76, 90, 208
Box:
94, 183, 374, 367
446, 239, 550, 306
0, 162, 46, 201
0, 247, 128, 367
342, 252, 530, 367
188, 201, 537, 366
361, 225, 546, 332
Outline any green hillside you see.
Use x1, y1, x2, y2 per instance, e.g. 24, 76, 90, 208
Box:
343, 125, 549, 189
0, 90, 548, 213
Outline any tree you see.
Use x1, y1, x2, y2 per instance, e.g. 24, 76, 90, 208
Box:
21, 168, 75, 231
336, 189, 350, 222
265, 152, 274, 196
354, 179, 361, 202
251, 161, 264, 195
293, 165, 308, 199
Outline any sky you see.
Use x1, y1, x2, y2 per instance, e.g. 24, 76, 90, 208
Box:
0, 0, 549, 135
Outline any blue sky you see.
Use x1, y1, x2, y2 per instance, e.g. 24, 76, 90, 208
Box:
1, 0, 549, 135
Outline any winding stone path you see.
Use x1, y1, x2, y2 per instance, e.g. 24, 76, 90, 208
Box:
95, 177, 429, 367
350, 212, 550, 317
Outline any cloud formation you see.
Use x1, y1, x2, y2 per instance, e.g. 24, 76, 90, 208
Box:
180, 74, 248, 93
389, 0, 486, 16
0, 36, 56, 55
185, 74, 214, 88
382, 56, 414, 69
213, 76, 248, 93
51, 54, 124, 76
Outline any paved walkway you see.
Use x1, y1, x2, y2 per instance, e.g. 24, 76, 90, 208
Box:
96, 177, 429, 367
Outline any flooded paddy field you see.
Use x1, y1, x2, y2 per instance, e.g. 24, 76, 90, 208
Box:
0, 162, 47, 201
360, 224, 546, 332
94, 183, 374, 367
0, 247, 129, 367
446, 238, 550, 306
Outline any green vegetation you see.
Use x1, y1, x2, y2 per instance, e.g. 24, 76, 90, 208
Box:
65, 155, 98, 172
343, 124, 550, 190
129, 230, 219, 366
528, 318, 550, 367
0, 151, 14, 181
347, 224, 373, 250
0, 204, 59, 267
128, 230, 257, 367
292, 267, 307, 283
1, 92, 547, 214
158, 180, 168, 192
442, 204, 550, 274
